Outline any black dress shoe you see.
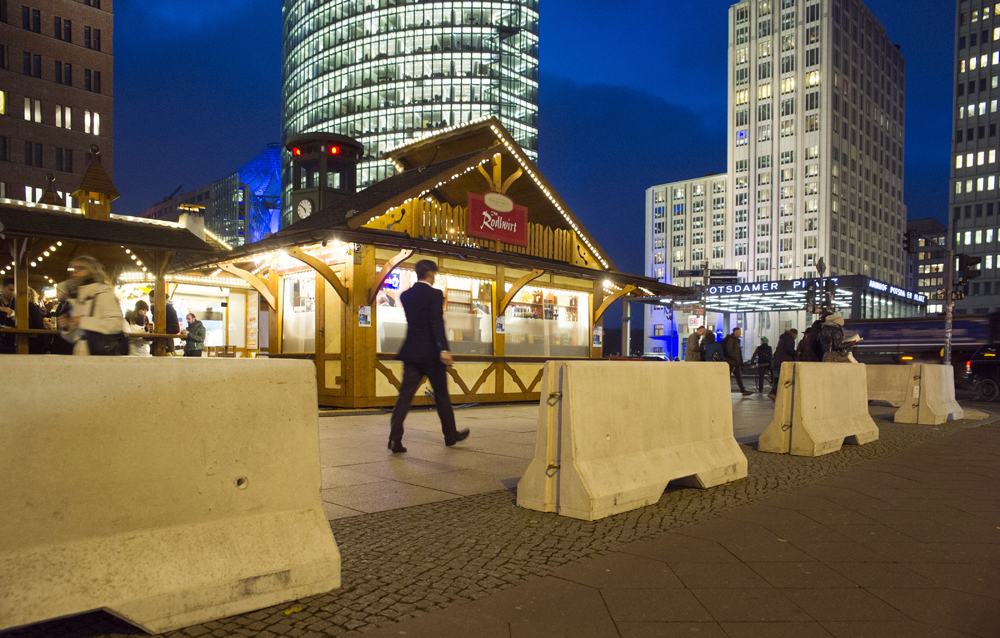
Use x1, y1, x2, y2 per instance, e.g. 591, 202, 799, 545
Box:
445, 428, 470, 446
388, 440, 407, 454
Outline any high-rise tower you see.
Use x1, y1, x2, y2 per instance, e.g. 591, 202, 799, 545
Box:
728, 0, 905, 285
951, 1, 1000, 314
281, 0, 539, 227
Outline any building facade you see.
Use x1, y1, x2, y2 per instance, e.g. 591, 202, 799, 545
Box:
281, 0, 540, 227
728, 0, 905, 286
0, 0, 113, 206
645, 0, 912, 355
951, 0, 1000, 314
135, 144, 282, 248
906, 217, 947, 315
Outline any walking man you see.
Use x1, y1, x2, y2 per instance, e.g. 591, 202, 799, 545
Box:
769, 328, 798, 400
388, 259, 470, 453
748, 336, 773, 393
723, 327, 753, 397
685, 326, 705, 361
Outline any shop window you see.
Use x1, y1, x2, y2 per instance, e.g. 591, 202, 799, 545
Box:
281, 274, 316, 352
504, 285, 590, 358
377, 270, 493, 355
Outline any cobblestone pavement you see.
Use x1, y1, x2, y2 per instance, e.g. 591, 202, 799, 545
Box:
6, 403, 996, 638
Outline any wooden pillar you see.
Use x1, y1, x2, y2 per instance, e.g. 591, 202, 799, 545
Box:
267, 269, 281, 355
344, 245, 377, 405
591, 286, 604, 359
494, 265, 505, 395
14, 262, 29, 354
151, 251, 172, 356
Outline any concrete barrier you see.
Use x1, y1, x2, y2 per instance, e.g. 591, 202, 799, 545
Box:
866, 364, 913, 407
517, 361, 747, 521
759, 362, 879, 457
0, 358, 340, 634
894, 364, 964, 425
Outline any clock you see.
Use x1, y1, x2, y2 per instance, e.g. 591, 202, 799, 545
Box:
296, 198, 314, 219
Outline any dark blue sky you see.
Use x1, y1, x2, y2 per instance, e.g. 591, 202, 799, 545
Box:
115, 0, 955, 283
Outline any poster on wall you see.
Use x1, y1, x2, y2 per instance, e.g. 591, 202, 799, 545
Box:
495, 316, 505, 334
359, 306, 371, 327
467, 192, 528, 247
592, 326, 603, 347
246, 291, 259, 349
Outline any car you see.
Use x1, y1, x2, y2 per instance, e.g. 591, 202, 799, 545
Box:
966, 343, 1000, 401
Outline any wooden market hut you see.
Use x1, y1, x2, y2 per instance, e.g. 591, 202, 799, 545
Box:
0, 154, 228, 354
174, 118, 690, 406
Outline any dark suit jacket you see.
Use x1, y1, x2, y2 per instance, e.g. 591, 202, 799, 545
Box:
396, 281, 449, 363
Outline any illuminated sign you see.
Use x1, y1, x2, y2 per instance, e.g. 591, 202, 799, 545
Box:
867, 279, 926, 303
706, 277, 840, 295
381, 272, 401, 290
467, 191, 528, 247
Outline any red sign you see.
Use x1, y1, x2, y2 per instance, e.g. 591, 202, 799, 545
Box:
467, 192, 528, 247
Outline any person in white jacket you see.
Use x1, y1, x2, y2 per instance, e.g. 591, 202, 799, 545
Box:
60, 255, 127, 356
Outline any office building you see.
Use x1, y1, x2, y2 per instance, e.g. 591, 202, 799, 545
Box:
281, 0, 540, 227
645, 0, 914, 355
0, 0, 113, 206
951, 1, 1000, 314
906, 218, 947, 315
728, 0, 905, 285
136, 144, 282, 247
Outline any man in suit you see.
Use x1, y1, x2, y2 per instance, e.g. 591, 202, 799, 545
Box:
388, 259, 470, 453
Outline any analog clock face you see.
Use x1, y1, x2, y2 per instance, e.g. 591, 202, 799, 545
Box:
297, 198, 314, 219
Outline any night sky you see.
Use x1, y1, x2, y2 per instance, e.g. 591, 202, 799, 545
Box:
114, 0, 955, 311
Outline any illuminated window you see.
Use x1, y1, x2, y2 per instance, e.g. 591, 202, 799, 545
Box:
805, 71, 820, 86
805, 145, 819, 159
736, 89, 750, 105
977, 230, 984, 244
780, 119, 795, 137
979, 151, 986, 165
957, 156, 965, 169
780, 77, 796, 94
758, 83, 772, 99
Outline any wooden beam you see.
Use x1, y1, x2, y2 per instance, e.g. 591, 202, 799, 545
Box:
219, 263, 276, 309
593, 285, 636, 325
150, 251, 173, 356
368, 248, 414, 305
288, 247, 349, 305
498, 268, 545, 315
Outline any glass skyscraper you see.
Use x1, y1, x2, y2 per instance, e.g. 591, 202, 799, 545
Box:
281, 0, 540, 226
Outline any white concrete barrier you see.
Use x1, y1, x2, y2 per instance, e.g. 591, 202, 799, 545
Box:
894, 364, 964, 425
866, 364, 913, 407
759, 362, 879, 457
517, 361, 747, 521
0, 358, 340, 634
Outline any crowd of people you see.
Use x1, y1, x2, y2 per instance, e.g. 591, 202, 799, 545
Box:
0, 256, 206, 357
683, 313, 858, 400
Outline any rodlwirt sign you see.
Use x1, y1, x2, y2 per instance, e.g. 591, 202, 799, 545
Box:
467, 191, 528, 247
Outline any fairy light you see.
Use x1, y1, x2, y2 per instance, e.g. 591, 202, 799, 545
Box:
116, 271, 252, 289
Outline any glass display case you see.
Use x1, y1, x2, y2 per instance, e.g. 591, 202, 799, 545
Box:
503, 285, 590, 358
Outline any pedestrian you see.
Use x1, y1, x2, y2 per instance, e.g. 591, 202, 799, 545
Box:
796, 326, 814, 361
126, 300, 153, 356
800, 318, 827, 362
702, 327, 722, 362
179, 312, 206, 357
387, 259, 470, 453
49, 281, 77, 355
151, 292, 180, 354
0, 277, 15, 354
63, 255, 128, 356
26, 288, 49, 354
722, 327, 753, 397
819, 314, 851, 362
768, 328, 798, 399
748, 336, 773, 393
685, 326, 705, 361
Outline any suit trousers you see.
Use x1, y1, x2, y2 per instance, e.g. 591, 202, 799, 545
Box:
389, 360, 459, 443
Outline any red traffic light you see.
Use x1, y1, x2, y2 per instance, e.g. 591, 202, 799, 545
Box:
292, 147, 302, 156
328, 145, 341, 156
